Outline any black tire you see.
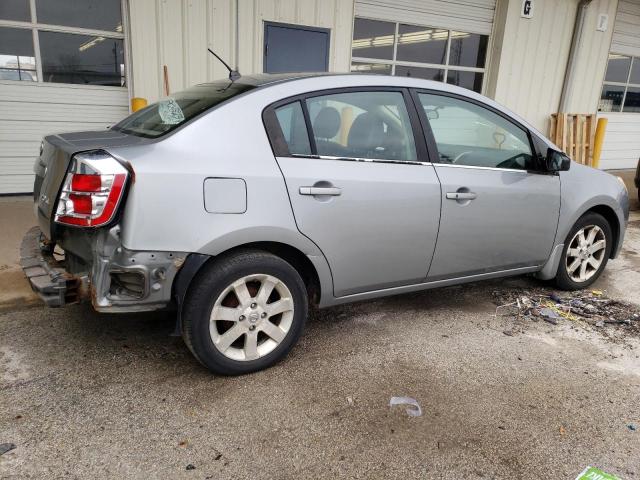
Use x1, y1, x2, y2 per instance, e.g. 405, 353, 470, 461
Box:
182, 249, 308, 375
554, 212, 612, 291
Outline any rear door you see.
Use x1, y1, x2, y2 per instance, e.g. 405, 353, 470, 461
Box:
414, 91, 560, 279
265, 88, 441, 297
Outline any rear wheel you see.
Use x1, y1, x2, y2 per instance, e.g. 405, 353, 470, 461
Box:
182, 250, 308, 375
554, 212, 612, 290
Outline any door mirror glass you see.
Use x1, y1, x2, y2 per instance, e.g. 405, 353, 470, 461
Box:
546, 149, 571, 172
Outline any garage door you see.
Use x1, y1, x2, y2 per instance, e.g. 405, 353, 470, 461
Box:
351, 0, 496, 94
0, 0, 129, 194
597, 0, 640, 170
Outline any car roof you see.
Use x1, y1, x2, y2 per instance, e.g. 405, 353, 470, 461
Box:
192, 72, 556, 150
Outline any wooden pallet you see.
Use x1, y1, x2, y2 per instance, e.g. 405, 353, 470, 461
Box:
549, 113, 596, 166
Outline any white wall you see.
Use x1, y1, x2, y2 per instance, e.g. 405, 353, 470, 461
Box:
487, 0, 618, 136
129, 0, 355, 103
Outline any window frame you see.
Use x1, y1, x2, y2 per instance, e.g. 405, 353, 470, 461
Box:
262, 86, 432, 165
350, 17, 489, 94
409, 89, 545, 173
0, 0, 129, 89
599, 53, 640, 113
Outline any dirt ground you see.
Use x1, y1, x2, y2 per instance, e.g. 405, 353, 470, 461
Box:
0, 207, 639, 479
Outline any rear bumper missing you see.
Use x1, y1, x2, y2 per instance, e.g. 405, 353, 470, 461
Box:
20, 226, 188, 312
20, 226, 86, 307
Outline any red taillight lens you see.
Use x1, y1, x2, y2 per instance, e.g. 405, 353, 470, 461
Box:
71, 174, 101, 192
55, 151, 129, 228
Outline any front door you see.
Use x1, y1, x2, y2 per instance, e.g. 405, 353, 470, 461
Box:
415, 91, 561, 279
268, 89, 441, 297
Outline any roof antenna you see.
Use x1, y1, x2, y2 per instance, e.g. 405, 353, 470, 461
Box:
207, 48, 241, 81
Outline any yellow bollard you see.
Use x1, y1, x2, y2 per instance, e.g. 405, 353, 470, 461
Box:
131, 97, 148, 112
591, 117, 607, 169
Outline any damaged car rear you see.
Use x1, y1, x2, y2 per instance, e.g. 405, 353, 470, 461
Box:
22, 73, 629, 376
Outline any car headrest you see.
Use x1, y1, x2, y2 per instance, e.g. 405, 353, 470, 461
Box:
347, 112, 385, 151
313, 107, 341, 139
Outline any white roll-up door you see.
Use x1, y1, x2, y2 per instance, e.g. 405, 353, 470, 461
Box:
611, 0, 640, 57
355, 0, 496, 35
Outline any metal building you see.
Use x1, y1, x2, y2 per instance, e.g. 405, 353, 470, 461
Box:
1, 0, 639, 194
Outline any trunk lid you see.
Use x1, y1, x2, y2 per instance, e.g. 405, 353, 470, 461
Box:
34, 129, 152, 240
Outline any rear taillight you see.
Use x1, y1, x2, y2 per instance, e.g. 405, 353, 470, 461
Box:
55, 150, 128, 227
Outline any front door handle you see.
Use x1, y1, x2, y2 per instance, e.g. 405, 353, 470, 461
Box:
299, 186, 342, 196
446, 192, 477, 200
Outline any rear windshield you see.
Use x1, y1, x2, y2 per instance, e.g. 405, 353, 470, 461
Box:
112, 80, 256, 138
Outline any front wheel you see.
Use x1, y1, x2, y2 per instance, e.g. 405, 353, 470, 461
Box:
182, 250, 308, 375
554, 212, 612, 290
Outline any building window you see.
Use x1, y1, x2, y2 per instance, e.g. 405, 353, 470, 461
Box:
0, 0, 125, 87
350, 18, 488, 93
599, 54, 640, 113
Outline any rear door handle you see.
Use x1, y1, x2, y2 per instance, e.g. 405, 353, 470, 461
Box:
446, 192, 477, 200
299, 186, 342, 196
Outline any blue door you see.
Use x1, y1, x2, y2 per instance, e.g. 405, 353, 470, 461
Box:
264, 22, 329, 73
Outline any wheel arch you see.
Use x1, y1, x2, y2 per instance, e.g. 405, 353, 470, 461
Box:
172, 241, 326, 335
584, 204, 620, 259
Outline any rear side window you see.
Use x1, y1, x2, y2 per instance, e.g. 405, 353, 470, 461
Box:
274, 101, 311, 155
418, 93, 534, 170
306, 91, 417, 161
112, 81, 256, 138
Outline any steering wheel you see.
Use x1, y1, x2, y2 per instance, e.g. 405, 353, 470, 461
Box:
495, 153, 527, 170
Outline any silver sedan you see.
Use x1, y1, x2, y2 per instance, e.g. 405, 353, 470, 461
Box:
25, 73, 629, 374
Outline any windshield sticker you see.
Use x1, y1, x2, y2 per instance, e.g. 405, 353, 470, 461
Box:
158, 98, 185, 125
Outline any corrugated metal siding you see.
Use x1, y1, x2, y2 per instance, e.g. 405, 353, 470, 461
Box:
354, 0, 496, 35
0, 82, 128, 194
129, 0, 354, 103
490, 0, 578, 133
564, 0, 619, 114
597, 113, 640, 169
611, 0, 640, 55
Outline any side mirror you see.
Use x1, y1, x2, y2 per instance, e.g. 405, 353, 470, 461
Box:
546, 148, 571, 172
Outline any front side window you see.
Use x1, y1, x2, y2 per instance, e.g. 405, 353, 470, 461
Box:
599, 54, 640, 113
306, 91, 417, 161
418, 93, 534, 170
351, 18, 488, 93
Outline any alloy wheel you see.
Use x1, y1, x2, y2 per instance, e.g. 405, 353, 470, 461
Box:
565, 225, 607, 283
209, 274, 294, 361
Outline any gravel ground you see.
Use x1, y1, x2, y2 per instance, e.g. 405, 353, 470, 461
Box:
1, 214, 639, 479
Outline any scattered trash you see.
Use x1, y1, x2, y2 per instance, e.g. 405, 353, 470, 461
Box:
185, 464, 196, 470
493, 288, 640, 336
539, 307, 561, 325
628, 423, 637, 432
389, 397, 422, 417
0, 443, 16, 456
559, 425, 566, 436
575, 466, 620, 480
346, 396, 354, 406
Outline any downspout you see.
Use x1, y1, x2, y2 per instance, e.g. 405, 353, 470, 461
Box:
558, 0, 593, 112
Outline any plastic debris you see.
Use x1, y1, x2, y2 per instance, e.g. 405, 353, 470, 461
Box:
346, 396, 354, 406
0, 443, 16, 456
493, 288, 639, 333
628, 424, 637, 432
575, 466, 620, 480
389, 397, 422, 417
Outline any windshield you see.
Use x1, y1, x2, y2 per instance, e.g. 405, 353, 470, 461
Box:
112, 80, 256, 138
